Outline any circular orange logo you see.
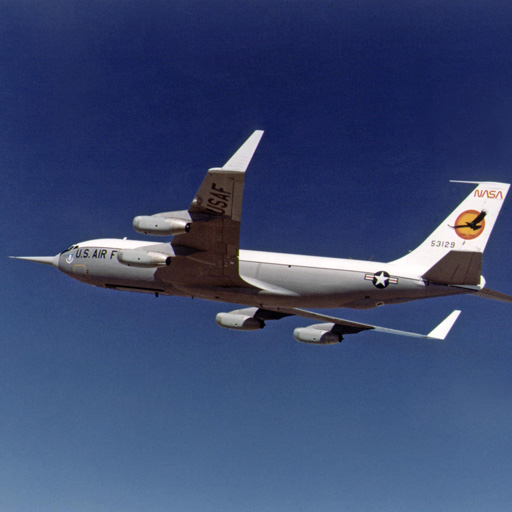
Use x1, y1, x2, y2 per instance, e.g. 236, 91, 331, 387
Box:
453, 209, 486, 240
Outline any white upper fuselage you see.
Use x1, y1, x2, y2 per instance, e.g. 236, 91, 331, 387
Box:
56, 238, 469, 310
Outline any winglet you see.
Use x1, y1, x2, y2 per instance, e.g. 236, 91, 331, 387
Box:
220, 130, 264, 173
427, 310, 461, 340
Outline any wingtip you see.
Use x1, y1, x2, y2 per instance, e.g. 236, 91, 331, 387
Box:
427, 310, 461, 340
221, 130, 264, 173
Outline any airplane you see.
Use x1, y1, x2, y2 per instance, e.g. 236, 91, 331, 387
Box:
11, 131, 512, 344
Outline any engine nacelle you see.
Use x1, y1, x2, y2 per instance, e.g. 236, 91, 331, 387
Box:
293, 327, 341, 345
133, 216, 191, 236
117, 249, 172, 268
216, 312, 265, 331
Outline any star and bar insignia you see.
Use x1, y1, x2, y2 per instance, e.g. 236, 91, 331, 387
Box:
364, 270, 399, 289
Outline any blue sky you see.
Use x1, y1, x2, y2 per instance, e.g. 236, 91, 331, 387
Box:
2, 1, 512, 511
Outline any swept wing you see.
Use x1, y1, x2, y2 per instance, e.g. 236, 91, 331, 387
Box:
217, 306, 461, 343
154, 131, 264, 288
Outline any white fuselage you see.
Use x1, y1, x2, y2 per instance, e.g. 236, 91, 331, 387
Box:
56, 238, 470, 310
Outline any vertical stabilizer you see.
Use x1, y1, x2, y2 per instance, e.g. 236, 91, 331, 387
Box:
391, 181, 509, 284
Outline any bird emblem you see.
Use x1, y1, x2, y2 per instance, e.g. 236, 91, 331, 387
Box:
450, 210, 486, 240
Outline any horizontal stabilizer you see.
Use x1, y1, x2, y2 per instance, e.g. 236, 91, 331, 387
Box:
473, 287, 512, 304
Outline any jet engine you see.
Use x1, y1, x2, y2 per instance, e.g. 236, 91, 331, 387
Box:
293, 325, 341, 345
117, 249, 172, 268
133, 216, 191, 236
215, 312, 265, 331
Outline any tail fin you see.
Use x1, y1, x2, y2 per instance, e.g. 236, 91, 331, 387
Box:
391, 181, 510, 285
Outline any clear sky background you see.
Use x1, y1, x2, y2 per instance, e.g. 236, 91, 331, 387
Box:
2, 1, 512, 511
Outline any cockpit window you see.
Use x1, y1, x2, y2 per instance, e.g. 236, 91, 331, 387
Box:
61, 245, 78, 254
